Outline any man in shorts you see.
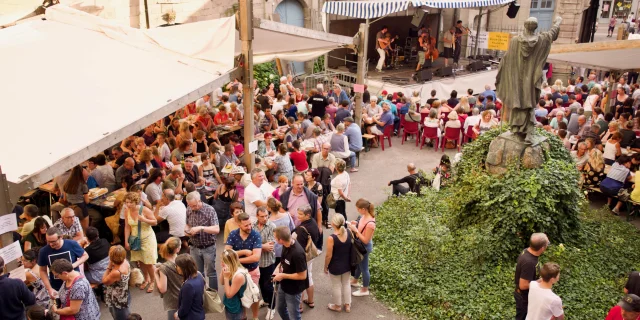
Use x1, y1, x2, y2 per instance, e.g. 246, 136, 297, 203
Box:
443, 27, 455, 67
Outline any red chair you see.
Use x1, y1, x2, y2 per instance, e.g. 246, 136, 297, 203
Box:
377, 125, 394, 151
401, 121, 420, 146
441, 126, 461, 152
441, 111, 450, 125
420, 113, 429, 126
463, 125, 476, 144
420, 126, 439, 151
399, 116, 406, 132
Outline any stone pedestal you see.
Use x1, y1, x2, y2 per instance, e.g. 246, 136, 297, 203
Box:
486, 132, 550, 174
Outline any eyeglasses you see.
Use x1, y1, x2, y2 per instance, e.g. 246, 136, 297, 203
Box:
47, 237, 60, 244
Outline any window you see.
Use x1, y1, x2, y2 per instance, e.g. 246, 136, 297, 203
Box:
531, 0, 539, 8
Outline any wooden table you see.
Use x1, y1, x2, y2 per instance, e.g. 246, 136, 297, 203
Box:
90, 188, 126, 209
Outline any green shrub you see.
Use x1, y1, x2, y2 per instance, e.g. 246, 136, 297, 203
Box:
253, 62, 280, 90
370, 127, 640, 319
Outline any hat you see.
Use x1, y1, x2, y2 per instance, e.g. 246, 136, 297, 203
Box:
619, 294, 640, 312
381, 90, 388, 95
264, 132, 273, 139
230, 166, 246, 175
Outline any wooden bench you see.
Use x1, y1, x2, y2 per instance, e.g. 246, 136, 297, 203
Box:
362, 134, 375, 152
584, 186, 638, 221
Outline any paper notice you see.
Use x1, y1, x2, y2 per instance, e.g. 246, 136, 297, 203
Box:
249, 140, 259, 153
9, 265, 26, 281
0, 241, 23, 263
0, 214, 18, 234
353, 84, 365, 93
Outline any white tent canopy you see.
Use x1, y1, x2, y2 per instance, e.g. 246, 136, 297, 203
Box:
0, 5, 352, 199
322, 0, 513, 19
0, 0, 41, 28
546, 40, 640, 71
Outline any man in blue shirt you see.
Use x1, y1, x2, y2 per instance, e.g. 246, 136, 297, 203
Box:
344, 117, 363, 152
225, 212, 262, 319
334, 100, 351, 125
371, 102, 394, 147
38, 227, 88, 296
379, 94, 400, 133
0, 257, 35, 320
482, 85, 497, 104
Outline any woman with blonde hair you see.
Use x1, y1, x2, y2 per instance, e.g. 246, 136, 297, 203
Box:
229, 102, 243, 122
155, 237, 183, 320
138, 148, 159, 178
123, 192, 158, 293
220, 249, 248, 320
456, 96, 471, 114
196, 107, 213, 132
410, 90, 421, 105
324, 214, 353, 312
176, 121, 193, 146
349, 199, 377, 297
583, 86, 601, 119
475, 110, 498, 135
102, 245, 132, 320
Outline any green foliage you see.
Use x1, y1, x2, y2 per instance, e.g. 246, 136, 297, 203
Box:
370, 127, 640, 319
253, 62, 280, 90
313, 56, 325, 74
450, 127, 583, 262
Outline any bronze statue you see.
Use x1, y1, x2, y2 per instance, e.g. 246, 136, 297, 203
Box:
495, 16, 562, 142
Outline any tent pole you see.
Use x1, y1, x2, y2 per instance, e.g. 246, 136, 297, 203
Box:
354, 19, 369, 127
239, 0, 255, 170
473, 7, 483, 59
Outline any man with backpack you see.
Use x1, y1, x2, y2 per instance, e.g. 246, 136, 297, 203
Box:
225, 212, 263, 320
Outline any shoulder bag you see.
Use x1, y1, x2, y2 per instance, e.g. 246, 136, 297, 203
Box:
127, 205, 143, 251
300, 226, 319, 262
199, 272, 224, 313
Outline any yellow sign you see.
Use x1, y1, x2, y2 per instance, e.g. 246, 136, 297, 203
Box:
487, 32, 511, 51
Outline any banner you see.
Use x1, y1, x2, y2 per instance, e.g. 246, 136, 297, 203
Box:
468, 31, 511, 51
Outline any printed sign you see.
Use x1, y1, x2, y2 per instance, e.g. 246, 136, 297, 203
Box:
468, 31, 511, 51
353, 84, 365, 93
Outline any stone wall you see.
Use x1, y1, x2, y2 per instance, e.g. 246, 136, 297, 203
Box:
550, 0, 589, 84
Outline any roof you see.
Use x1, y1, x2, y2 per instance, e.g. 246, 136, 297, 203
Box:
322, 0, 513, 19
547, 40, 640, 71
0, 5, 352, 199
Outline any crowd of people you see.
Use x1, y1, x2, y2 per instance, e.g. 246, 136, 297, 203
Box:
3, 68, 640, 320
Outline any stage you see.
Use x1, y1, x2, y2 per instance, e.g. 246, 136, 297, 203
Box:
329, 56, 499, 105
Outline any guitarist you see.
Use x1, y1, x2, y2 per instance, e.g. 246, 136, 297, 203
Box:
375, 26, 390, 73
453, 20, 469, 67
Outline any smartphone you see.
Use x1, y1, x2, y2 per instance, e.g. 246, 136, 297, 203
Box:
56, 298, 62, 308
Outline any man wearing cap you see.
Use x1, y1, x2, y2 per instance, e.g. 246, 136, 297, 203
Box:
20, 204, 52, 237
514, 232, 549, 320
605, 294, 640, 320
344, 117, 363, 153
244, 168, 275, 221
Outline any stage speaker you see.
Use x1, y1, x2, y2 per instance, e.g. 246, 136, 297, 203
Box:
416, 70, 433, 82
506, 2, 520, 19
467, 61, 485, 72
436, 66, 453, 77
345, 53, 358, 68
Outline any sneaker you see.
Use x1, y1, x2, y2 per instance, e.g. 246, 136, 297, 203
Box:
350, 281, 361, 288
612, 208, 620, 216
266, 308, 276, 320
352, 289, 370, 297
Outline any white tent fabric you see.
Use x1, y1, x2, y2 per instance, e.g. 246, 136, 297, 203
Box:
322, 0, 512, 19
546, 40, 640, 71
0, 0, 41, 27
243, 28, 349, 63
0, 13, 225, 186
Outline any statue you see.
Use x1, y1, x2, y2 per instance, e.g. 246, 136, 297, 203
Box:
495, 16, 562, 142
486, 16, 562, 174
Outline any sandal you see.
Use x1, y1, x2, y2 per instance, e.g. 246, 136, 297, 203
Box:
344, 304, 351, 313
303, 299, 315, 308
328, 304, 342, 312
139, 281, 149, 290
146, 281, 155, 293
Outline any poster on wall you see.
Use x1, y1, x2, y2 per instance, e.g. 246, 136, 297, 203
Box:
468, 31, 511, 51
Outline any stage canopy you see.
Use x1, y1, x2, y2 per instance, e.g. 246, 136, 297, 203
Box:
0, 0, 41, 28
546, 40, 640, 71
322, 0, 512, 19
0, 5, 351, 199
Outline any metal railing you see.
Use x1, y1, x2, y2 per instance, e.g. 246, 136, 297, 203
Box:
303, 70, 358, 93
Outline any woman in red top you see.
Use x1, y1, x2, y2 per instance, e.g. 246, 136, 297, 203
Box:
196, 108, 213, 132
182, 102, 197, 118
214, 106, 231, 125
289, 140, 308, 173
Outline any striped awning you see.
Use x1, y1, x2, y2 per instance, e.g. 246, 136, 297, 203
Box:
322, 0, 512, 18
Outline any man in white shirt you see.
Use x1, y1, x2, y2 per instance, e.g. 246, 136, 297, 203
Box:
526, 262, 564, 320
154, 189, 187, 244
212, 88, 223, 105
463, 108, 481, 133
244, 168, 275, 221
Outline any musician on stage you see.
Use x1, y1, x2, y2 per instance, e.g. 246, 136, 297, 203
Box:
443, 27, 455, 68
415, 32, 428, 72
453, 20, 469, 66
375, 25, 390, 73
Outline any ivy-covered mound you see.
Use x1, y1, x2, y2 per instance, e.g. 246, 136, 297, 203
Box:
370, 128, 640, 319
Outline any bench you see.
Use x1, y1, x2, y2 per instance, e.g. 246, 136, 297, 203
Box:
584, 186, 638, 221
362, 134, 375, 152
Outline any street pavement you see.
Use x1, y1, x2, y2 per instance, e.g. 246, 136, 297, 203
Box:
99, 134, 458, 319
